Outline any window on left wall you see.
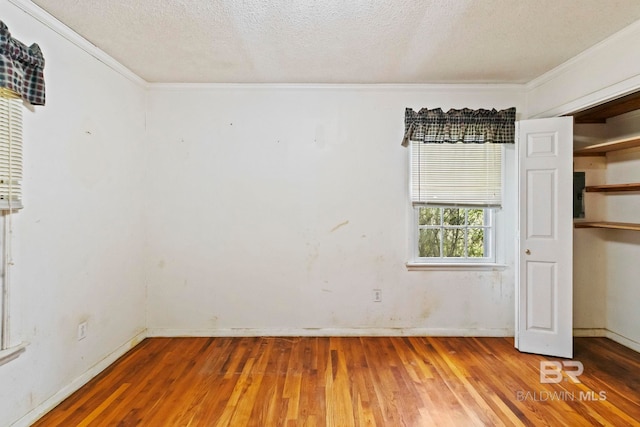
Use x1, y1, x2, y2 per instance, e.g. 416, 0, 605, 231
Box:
0, 90, 23, 355
0, 19, 45, 361
0, 91, 23, 210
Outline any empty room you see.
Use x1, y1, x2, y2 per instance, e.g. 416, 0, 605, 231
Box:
1, 0, 640, 425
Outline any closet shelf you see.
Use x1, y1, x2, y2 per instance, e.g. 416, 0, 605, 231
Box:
574, 221, 640, 231
574, 136, 640, 156
585, 183, 640, 192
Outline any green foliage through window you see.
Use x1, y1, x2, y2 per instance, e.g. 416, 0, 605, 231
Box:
417, 207, 490, 259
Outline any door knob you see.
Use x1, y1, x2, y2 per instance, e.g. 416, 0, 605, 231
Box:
525, 249, 531, 255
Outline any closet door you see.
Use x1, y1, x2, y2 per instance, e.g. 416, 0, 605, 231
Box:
516, 117, 573, 358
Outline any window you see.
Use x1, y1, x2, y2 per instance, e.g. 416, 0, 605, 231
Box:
0, 20, 45, 361
415, 206, 494, 263
0, 89, 22, 354
0, 90, 23, 210
410, 141, 503, 264
403, 107, 516, 266
409, 140, 501, 264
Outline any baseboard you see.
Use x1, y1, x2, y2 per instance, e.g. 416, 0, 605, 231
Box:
605, 330, 640, 353
573, 328, 640, 353
146, 327, 514, 337
573, 328, 607, 337
11, 330, 147, 427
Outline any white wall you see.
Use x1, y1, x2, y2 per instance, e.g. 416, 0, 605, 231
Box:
144, 85, 523, 336
0, 3, 147, 426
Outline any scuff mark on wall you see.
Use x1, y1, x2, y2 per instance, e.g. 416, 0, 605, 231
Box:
420, 297, 440, 320
306, 242, 319, 272
330, 220, 349, 233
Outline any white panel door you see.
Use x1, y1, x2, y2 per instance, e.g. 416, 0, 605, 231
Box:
516, 117, 573, 358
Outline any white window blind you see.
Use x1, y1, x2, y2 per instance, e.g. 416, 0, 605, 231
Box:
0, 91, 23, 210
410, 140, 502, 207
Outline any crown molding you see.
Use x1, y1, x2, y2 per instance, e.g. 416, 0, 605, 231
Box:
7, 0, 147, 88
4, 0, 529, 93
147, 82, 525, 92
527, 73, 640, 119
525, 19, 640, 92
524, 19, 640, 119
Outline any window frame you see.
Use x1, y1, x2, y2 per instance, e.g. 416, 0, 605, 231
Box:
407, 141, 507, 269
0, 91, 23, 357
411, 206, 496, 265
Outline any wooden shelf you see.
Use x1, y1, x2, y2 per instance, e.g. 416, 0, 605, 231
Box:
574, 221, 640, 231
585, 183, 640, 192
570, 90, 640, 124
573, 121, 640, 231
574, 136, 640, 156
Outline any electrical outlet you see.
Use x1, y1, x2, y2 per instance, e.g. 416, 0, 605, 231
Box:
373, 289, 382, 302
77, 321, 88, 341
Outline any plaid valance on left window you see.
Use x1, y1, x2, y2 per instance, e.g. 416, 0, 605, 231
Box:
0, 20, 45, 106
401, 107, 515, 146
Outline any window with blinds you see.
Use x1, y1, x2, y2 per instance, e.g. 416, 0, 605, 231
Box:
0, 92, 23, 210
409, 140, 502, 264
410, 140, 503, 207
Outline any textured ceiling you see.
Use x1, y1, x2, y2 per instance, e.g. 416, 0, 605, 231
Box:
31, 0, 640, 84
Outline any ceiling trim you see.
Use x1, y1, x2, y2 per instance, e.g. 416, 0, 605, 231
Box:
525, 19, 640, 92
0, 0, 529, 94
526, 74, 640, 119
8, 0, 147, 87
147, 82, 525, 92
11, 0, 636, 109
524, 18, 640, 119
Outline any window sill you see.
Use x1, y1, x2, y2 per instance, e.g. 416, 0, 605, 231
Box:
406, 262, 507, 271
0, 342, 28, 366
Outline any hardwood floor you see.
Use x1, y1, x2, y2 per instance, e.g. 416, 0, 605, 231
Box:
33, 337, 640, 426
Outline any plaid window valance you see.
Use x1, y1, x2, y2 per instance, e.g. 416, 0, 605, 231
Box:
0, 20, 45, 106
401, 107, 515, 146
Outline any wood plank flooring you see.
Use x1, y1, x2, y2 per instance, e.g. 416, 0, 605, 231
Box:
33, 337, 640, 426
